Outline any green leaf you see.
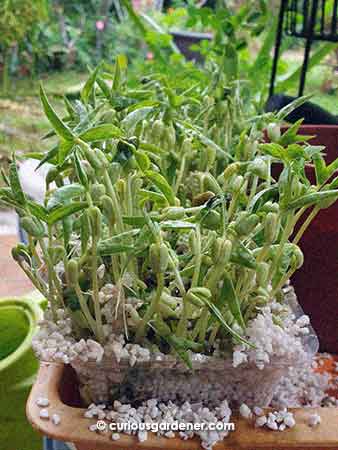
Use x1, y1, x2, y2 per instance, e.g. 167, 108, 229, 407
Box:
122, 215, 147, 227
223, 43, 238, 81
22, 152, 45, 161
98, 229, 140, 252
98, 244, 135, 256
326, 176, 338, 190
150, 323, 193, 369
326, 158, 338, 178
177, 120, 227, 157
285, 190, 338, 210
40, 84, 74, 141
166, 336, 193, 369
247, 185, 278, 212
121, 106, 154, 133
219, 273, 245, 328
64, 96, 77, 119
79, 211, 90, 254
58, 139, 74, 165
42, 129, 56, 140
73, 151, 89, 188
231, 242, 257, 269
81, 65, 100, 105
160, 220, 196, 230
112, 56, 123, 92
1, 168, 10, 186
47, 202, 88, 225
313, 154, 328, 185
79, 124, 123, 142
139, 142, 166, 154
127, 99, 160, 113
96, 76, 111, 100
276, 96, 312, 121
201, 297, 254, 347
47, 184, 86, 210
135, 151, 151, 171
278, 119, 306, 146
285, 143, 307, 160
145, 170, 176, 206
27, 201, 48, 222
139, 189, 168, 207
259, 143, 284, 159
9, 156, 26, 206
0, 187, 21, 209
36, 145, 58, 170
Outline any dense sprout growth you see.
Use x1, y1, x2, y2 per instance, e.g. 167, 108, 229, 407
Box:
2, 59, 338, 367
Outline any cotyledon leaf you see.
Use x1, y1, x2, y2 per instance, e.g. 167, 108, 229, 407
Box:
78, 124, 123, 142
47, 202, 88, 225
47, 184, 86, 210
121, 106, 154, 133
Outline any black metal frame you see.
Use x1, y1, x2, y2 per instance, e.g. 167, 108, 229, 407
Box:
269, 0, 338, 98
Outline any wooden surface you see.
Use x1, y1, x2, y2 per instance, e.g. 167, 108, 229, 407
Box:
27, 363, 338, 450
0, 235, 33, 297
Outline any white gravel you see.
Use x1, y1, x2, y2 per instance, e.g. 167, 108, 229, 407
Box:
255, 415, 267, 427
239, 403, 252, 419
233, 305, 311, 370
36, 397, 49, 407
252, 408, 296, 431
307, 413, 321, 427
51, 414, 61, 425
39, 409, 49, 420
253, 406, 264, 416
272, 355, 338, 408
85, 398, 232, 450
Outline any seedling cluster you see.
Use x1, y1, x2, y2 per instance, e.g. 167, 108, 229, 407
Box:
2, 60, 338, 367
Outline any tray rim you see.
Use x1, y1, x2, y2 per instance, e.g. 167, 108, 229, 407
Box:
27, 362, 338, 450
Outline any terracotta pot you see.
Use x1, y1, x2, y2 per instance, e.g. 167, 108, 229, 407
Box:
271, 125, 338, 353
26, 362, 338, 450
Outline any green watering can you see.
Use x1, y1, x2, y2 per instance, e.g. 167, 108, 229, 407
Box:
0, 293, 46, 450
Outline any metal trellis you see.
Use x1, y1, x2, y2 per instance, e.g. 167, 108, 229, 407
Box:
269, 0, 338, 97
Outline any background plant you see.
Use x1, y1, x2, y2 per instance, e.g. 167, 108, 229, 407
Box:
0, 0, 48, 93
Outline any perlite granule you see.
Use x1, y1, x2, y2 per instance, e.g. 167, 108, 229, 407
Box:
36, 396, 49, 407
85, 398, 232, 450
39, 409, 49, 420
51, 414, 61, 425
307, 413, 321, 427
271, 355, 338, 408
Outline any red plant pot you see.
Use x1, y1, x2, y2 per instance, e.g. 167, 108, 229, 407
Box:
274, 125, 338, 353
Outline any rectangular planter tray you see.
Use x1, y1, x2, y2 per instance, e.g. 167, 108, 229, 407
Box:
27, 362, 338, 450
